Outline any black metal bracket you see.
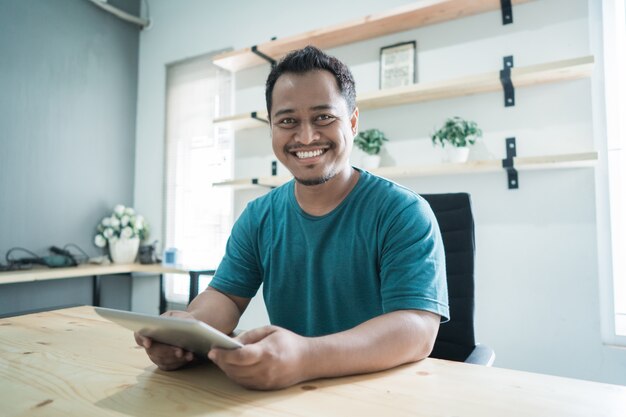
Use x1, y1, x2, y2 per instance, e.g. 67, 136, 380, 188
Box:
251, 111, 269, 124
500, 55, 515, 107
251, 45, 276, 68
500, 0, 513, 25
250, 160, 278, 189
501, 137, 519, 189
251, 177, 276, 189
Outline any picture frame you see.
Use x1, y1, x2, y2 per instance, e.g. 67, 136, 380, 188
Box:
379, 41, 417, 89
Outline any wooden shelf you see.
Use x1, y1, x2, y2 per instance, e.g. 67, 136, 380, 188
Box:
213, 112, 269, 130
0, 263, 194, 285
214, 56, 594, 131
212, 152, 598, 189
358, 56, 594, 110
213, 0, 533, 72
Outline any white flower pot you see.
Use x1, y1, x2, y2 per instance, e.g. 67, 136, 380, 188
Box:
109, 237, 140, 264
361, 154, 381, 170
445, 146, 470, 163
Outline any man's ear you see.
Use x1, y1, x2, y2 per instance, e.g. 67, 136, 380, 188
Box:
350, 107, 359, 136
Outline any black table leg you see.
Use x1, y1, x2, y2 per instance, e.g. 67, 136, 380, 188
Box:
188, 272, 199, 306
159, 274, 166, 314
92, 275, 101, 307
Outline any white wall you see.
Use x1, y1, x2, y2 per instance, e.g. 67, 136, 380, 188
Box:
135, 0, 626, 385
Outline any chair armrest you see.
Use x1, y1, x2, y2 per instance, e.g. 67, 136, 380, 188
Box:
465, 343, 496, 366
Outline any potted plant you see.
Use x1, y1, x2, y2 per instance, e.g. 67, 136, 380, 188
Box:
431, 117, 482, 163
94, 204, 149, 264
354, 128, 389, 169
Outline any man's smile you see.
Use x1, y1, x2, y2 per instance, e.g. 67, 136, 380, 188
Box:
285, 143, 332, 162
295, 149, 324, 159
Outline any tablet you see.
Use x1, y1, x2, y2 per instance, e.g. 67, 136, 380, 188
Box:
94, 307, 243, 354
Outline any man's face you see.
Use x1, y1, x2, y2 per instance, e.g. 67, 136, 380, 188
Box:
270, 70, 358, 186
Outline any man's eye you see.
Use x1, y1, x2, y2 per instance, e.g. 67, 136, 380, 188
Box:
315, 114, 336, 125
278, 118, 297, 126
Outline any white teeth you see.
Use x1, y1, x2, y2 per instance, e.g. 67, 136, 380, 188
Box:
295, 149, 324, 159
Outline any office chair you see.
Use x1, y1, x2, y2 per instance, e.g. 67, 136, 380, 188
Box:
420, 193, 495, 366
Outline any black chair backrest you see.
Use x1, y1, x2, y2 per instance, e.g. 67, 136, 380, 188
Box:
421, 193, 476, 362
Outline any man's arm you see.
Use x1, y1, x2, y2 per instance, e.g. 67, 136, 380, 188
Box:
187, 286, 250, 334
135, 287, 250, 370
208, 309, 440, 390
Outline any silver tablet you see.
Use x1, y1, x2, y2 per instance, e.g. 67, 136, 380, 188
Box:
95, 307, 243, 354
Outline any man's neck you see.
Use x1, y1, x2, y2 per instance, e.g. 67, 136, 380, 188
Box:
294, 166, 359, 217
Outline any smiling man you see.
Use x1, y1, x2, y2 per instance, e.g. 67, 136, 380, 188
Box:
136, 46, 449, 390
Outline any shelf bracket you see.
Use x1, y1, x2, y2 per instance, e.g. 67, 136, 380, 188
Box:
500, 0, 513, 25
251, 45, 276, 68
251, 178, 276, 189
251, 111, 269, 124
500, 55, 515, 107
502, 137, 519, 189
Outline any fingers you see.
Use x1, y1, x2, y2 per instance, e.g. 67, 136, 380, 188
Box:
237, 325, 278, 345
207, 326, 305, 390
135, 333, 194, 371
146, 342, 195, 371
209, 326, 277, 367
162, 310, 195, 320
209, 344, 264, 367
133, 311, 197, 371
134, 332, 152, 348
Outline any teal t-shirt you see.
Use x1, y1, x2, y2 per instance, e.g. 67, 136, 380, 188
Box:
210, 169, 449, 337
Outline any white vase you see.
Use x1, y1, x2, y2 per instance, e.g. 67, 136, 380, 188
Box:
445, 146, 470, 163
361, 154, 381, 170
109, 237, 140, 264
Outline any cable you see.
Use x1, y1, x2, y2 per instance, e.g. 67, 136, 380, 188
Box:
2, 245, 87, 270
2, 247, 42, 271
63, 243, 90, 265
6, 247, 42, 264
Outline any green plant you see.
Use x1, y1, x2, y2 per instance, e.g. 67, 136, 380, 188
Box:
354, 128, 389, 155
431, 117, 482, 148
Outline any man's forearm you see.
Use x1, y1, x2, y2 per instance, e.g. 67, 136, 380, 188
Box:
186, 288, 245, 335
302, 310, 440, 381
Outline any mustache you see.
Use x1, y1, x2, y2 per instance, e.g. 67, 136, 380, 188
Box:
284, 141, 334, 153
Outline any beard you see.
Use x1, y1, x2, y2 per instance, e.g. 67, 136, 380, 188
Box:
294, 169, 337, 186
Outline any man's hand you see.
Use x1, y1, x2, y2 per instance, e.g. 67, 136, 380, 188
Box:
134, 310, 196, 371
208, 326, 310, 391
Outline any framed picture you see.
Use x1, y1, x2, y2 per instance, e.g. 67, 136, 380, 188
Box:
379, 41, 416, 89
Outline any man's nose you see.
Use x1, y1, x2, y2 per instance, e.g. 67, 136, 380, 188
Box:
295, 122, 320, 144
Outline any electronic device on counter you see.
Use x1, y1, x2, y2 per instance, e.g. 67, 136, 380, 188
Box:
94, 307, 243, 354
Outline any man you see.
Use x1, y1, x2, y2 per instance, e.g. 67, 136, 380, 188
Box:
136, 46, 449, 390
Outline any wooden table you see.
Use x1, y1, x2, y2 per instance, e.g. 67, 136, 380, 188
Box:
1, 307, 625, 417
0, 264, 215, 314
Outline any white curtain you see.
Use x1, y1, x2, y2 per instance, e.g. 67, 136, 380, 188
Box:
164, 53, 233, 303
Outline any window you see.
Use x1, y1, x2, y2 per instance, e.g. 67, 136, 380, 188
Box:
163, 53, 233, 304
600, 0, 626, 342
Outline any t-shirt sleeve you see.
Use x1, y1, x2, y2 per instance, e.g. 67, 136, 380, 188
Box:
379, 197, 449, 322
209, 204, 263, 299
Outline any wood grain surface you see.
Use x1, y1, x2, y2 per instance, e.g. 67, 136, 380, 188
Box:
1, 306, 624, 416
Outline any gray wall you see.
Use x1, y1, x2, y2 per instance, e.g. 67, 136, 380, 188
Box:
135, 0, 626, 385
0, 0, 140, 314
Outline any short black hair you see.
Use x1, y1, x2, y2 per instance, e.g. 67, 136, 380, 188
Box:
265, 45, 356, 119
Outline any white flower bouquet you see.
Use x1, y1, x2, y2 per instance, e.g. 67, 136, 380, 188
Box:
94, 204, 149, 248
